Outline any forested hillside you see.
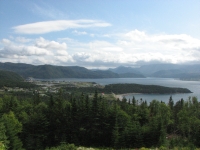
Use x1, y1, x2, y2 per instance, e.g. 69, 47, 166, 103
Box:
65, 83, 192, 94
0, 70, 23, 81
0, 70, 35, 88
0, 90, 199, 149
103, 84, 191, 94
1, 62, 200, 80
0, 62, 121, 79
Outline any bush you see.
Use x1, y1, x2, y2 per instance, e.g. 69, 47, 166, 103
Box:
0, 142, 6, 150
159, 146, 167, 150
46, 143, 77, 150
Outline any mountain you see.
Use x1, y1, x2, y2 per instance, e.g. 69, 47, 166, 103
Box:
109, 66, 141, 74
151, 69, 184, 78
137, 64, 181, 76
0, 70, 35, 88
1, 62, 200, 80
151, 70, 200, 80
108, 64, 200, 80
108, 66, 145, 78
0, 62, 120, 79
137, 63, 200, 80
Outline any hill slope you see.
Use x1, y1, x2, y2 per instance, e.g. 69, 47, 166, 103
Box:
1, 62, 200, 80
0, 70, 23, 81
0, 62, 120, 79
108, 66, 145, 78
0, 70, 35, 88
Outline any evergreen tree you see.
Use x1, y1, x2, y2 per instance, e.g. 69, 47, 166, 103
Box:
112, 118, 119, 149
168, 96, 174, 110
22, 102, 49, 150
0, 118, 9, 149
2, 111, 23, 150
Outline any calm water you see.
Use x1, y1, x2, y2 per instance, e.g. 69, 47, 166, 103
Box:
46, 78, 200, 103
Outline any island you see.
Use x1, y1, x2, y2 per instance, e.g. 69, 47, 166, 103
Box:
64, 83, 192, 95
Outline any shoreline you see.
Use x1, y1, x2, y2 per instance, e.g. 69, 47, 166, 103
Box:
113, 92, 141, 100
112, 92, 193, 101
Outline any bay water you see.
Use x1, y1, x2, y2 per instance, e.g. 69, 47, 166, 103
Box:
48, 77, 200, 103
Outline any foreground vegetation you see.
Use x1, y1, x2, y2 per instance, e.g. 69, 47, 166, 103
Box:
0, 88, 200, 149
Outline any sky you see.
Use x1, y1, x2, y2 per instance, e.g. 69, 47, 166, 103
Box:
1, 0, 200, 69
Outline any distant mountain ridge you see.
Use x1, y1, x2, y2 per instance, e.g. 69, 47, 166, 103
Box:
108, 64, 200, 80
138, 64, 200, 80
0, 62, 144, 79
0, 62, 200, 80
109, 66, 141, 74
108, 66, 145, 78
0, 62, 119, 79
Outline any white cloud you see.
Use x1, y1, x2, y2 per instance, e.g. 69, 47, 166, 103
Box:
69, 30, 200, 67
72, 30, 87, 35
24, 46, 53, 56
1, 30, 200, 68
124, 30, 146, 42
1, 39, 11, 45
55, 55, 74, 63
73, 52, 91, 61
89, 41, 123, 52
35, 37, 67, 51
12, 20, 112, 34
116, 30, 200, 64
31, 57, 54, 65
1, 44, 52, 57
15, 37, 32, 43
0, 37, 74, 65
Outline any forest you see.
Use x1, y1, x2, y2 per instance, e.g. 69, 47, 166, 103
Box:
0, 70, 36, 89
0, 89, 200, 150
65, 83, 192, 94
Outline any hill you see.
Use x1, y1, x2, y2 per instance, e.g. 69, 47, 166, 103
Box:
103, 83, 192, 94
0, 62, 120, 79
109, 66, 141, 74
1, 62, 200, 80
0, 70, 23, 81
137, 64, 200, 80
150, 69, 200, 79
108, 66, 145, 78
65, 83, 192, 94
0, 62, 148, 79
0, 70, 35, 88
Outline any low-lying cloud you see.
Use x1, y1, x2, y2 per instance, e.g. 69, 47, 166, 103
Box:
1, 29, 200, 68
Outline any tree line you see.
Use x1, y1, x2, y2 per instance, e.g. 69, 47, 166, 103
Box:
0, 90, 199, 149
65, 83, 192, 95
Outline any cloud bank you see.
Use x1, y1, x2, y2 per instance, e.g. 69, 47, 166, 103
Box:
1, 30, 200, 68
12, 20, 112, 34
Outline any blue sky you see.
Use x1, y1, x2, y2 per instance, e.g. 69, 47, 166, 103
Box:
1, 0, 200, 69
